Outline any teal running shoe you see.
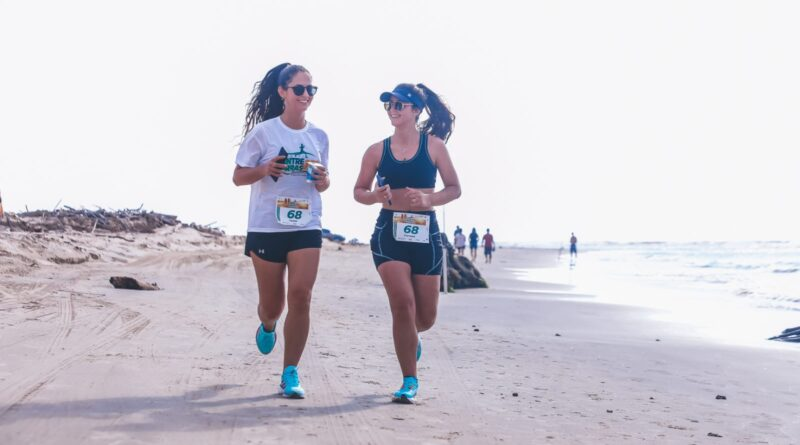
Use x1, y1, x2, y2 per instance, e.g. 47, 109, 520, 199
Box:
416, 336, 422, 361
281, 365, 306, 399
255, 321, 276, 355
392, 376, 418, 404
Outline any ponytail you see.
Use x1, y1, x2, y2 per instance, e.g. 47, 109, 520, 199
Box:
417, 83, 455, 142
242, 63, 310, 138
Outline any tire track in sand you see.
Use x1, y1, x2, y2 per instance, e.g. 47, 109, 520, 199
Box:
0, 311, 151, 419
43, 292, 75, 355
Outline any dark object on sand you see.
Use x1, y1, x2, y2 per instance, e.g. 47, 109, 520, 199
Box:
439, 234, 488, 290
321, 228, 346, 243
715, 395, 727, 400
110, 276, 160, 291
708, 432, 722, 438
768, 326, 800, 342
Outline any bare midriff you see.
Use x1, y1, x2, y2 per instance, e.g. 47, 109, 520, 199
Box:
381, 187, 435, 212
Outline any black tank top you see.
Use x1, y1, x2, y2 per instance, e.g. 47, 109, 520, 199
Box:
377, 133, 437, 189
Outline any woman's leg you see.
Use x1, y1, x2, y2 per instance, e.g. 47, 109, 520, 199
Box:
250, 254, 286, 331
378, 261, 418, 377
411, 275, 440, 332
283, 247, 321, 368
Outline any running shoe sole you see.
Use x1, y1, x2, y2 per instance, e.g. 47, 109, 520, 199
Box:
392, 394, 415, 404
282, 390, 305, 399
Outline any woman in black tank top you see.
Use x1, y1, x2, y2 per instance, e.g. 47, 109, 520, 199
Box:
353, 83, 462, 403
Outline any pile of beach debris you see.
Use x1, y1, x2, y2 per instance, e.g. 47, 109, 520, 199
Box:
2, 206, 224, 236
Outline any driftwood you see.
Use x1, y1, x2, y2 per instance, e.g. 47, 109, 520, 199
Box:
109, 276, 160, 291
768, 326, 800, 343
3, 207, 224, 236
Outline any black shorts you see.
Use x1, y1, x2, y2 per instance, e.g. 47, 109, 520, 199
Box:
245, 230, 322, 263
370, 209, 443, 275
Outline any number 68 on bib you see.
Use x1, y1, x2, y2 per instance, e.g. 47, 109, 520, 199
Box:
276, 196, 312, 227
392, 212, 430, 243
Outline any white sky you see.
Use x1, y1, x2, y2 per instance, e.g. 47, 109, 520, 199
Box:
1, 0, 798, 243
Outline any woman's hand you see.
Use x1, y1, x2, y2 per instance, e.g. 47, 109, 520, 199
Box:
404, 188, 431, 208
263, 155, 287, 178
310, 164, 328, 183
312, 164, 330, 192
374, 183, 393, 205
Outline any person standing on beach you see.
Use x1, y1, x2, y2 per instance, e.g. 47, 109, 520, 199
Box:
481, 229, 494, 263
469, 227, 479, 261
570, 232, 578, 258
354, 83, 460, 403
233, 63, 330, 399
454, 229, 466, 256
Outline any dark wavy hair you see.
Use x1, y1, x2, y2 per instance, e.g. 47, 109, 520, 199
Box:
392, 83, 455, 142
241, 63, 310, 137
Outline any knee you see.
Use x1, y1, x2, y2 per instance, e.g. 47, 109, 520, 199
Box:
287, 287, 313, 314
416, 309, 437, 332
389, 298, 415, 321
258, 303, 283, 322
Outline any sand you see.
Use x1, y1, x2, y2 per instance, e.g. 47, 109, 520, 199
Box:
1, 228, 798, 444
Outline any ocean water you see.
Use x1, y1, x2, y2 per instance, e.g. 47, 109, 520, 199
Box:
511, 241, 800, 347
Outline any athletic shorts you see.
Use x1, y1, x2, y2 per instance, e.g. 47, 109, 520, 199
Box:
370, 209, 443, 275
245, 230, 322, 263
469, 242, 478, 249
484, 246, 493, 255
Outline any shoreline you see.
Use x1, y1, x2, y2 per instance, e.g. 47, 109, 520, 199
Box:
1, 231, 798, 443
485, 246, 800, 351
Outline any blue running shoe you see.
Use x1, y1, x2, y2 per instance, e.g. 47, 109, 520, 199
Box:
392, 376, 418, 404
281, 365, 306, 399
416, 336, 422, 362
255, 321, 276, 355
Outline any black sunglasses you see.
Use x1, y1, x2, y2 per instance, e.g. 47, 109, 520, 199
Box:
383, 101, 414, 112
287, 84, 318, 96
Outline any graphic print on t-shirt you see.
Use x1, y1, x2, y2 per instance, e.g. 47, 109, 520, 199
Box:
281, 143, 318, 177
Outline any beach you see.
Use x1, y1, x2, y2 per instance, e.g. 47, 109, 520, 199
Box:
1, 229, 799, 444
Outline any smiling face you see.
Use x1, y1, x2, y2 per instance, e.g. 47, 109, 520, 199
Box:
386, 99, 420, 127
279, 71, 314, 114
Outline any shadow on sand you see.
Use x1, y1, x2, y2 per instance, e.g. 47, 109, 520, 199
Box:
0, 384, 389, 433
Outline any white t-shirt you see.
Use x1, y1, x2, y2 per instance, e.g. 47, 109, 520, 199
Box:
236, 117, 329, 233
454, 232, 466, 248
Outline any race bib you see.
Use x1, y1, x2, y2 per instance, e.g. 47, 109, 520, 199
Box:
392, 212, 430, 243
276, 197, 311, 227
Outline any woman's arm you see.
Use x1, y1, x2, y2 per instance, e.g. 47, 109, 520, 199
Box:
232, 156, 286, 186
353, 144, 391, 205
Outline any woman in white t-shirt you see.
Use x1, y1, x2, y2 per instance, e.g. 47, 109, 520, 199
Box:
233, 63, 330, 399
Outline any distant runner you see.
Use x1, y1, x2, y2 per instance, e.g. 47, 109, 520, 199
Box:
469, 227, 479, 261
481, 229, 494, 264
570, 232, 578, 258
